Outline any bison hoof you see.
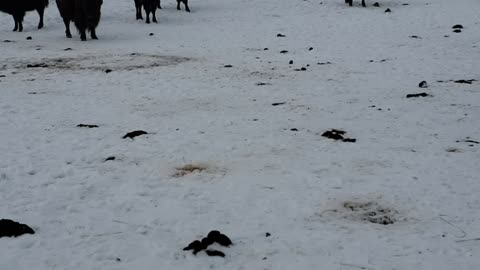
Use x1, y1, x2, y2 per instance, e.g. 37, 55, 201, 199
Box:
186, 8, 191, 12
38, 24, 44, 29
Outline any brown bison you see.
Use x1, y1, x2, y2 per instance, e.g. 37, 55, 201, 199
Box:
345, 0, 366, 7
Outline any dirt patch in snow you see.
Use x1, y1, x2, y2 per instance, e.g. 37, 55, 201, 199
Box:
321, 200, 401, 225
4, 53, 191, 72
174, 163, 209, 177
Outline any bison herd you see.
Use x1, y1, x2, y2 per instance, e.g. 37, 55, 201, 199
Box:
0, 0, 192, 41
1, 0, 365, 41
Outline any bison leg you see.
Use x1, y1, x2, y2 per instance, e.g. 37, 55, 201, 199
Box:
136, 6, 143, 20
145, 11, 150, 24
152, 10, 158, 23
37, 8, 45, 29
362, 0, 366, 7
183, 0, 191, 12
80, 29, 87, 41
177, 0, 181, 10
90, 29, 98, 40
63, 19, 72, 38
12, 16, 18, 31
346, 0, 353, 6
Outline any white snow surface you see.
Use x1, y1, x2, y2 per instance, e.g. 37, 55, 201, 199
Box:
1, 0, 480, 269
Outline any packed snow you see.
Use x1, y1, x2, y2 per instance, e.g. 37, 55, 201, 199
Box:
1, 0, 479, 269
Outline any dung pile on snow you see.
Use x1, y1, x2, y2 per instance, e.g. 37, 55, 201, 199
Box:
342, 201, 398, 225
0, 219, 35, 238
322, 129, 356, 143
183, 230, 232, 257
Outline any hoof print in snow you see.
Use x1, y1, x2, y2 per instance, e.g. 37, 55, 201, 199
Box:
277, 33, 286, 37
406, 92, 430, 98
385, 8, 391, 13
183, 230, 232, 257
26, 36, 32, 40
206, 250, 225, 257
272, 102, 286, 106
77, 124, 99, 128
452, 24, 463, 29
0, 219, 35, 238
105, 69, 113, 73
104, 156, 116, 161
27, 63, 48, 68
175, 164, 208, 177
322, 129, 356, 142
223, 65, 233, 68
373, 2, 380, 7
280, 50, 288, 54
454, 79, 476, 84
343, 201, 398, 225
122, 130, 148, 139
418, 81, 428, 88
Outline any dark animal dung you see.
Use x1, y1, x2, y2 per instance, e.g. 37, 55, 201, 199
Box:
0, 219, 35, 238
77, 124, 99, 128
205, 250, 225, 257
207, 230, 233, 246
406, 92, 430, 98
122, 130, 148, 139
322, 129, 356, 143
418, 81, 428, 88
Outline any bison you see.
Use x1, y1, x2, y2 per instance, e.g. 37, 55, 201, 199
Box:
345, 0, 366, 7
56, 0, 103, 41
134, 0, 159, 23
0, 0, 49, 32
155, 0, 190, 12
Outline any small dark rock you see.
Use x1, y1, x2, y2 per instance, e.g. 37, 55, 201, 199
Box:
205, 250, 225, 257
385, 8, 391, 12
77, 124, 99, 128
272, 102, 286, 106
122, 130, 148, 139
301, 67, 307, 71
452, 24, 463, 29
406, 92, 430, 98
418, 81, 428, 88
289, 60, 293, 65
0, 219, 35, 238
308, 47, 313, 51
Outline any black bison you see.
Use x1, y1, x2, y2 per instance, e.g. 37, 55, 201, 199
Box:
56, 0, 103, 41
155, 0, 190, 12
345, 0, 366, 7
0, 0, 49, 32
134, 0, 159, 23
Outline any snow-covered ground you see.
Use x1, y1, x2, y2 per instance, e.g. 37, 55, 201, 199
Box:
1, 0, 479, 269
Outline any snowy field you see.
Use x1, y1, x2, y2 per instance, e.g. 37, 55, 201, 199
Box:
1, 0, 480, 269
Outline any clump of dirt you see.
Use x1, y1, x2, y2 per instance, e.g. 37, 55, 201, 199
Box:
175, 164, 208, 177
342, 201, 398, 225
